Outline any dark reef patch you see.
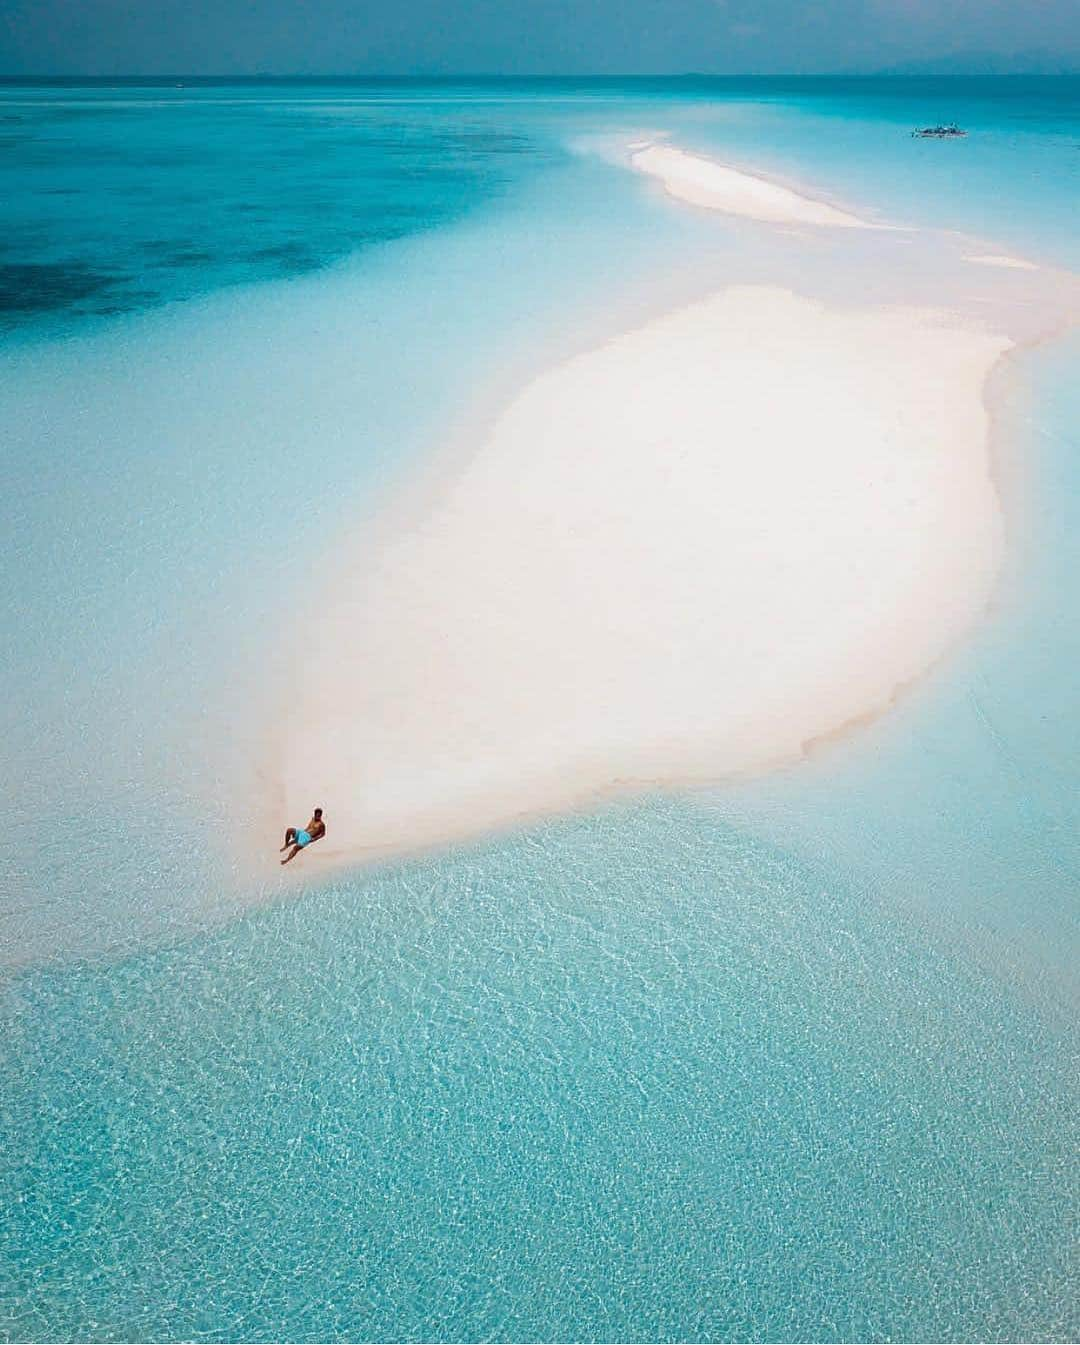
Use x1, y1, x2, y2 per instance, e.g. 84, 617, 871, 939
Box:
0, 262, 119, 314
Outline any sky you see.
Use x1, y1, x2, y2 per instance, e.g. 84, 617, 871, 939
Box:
1, 0, 1078, 76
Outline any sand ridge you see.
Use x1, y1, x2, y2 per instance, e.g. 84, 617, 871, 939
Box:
630, 143, 869, 227
964, 253, 1039, 271
279, 283, 1010, 865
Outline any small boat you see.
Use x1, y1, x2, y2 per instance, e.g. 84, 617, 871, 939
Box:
911, 125, 967, 139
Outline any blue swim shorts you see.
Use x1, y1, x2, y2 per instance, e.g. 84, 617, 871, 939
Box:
295, 829, 312, 848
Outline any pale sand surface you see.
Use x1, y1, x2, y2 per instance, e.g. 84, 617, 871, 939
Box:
280, 284, 1010, 864
630, 144, 868, 227
965, 253, 1039, 271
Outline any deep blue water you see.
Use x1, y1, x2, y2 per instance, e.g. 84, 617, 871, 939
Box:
0, 81, 546, 334
1, 79, 1078, 1342
2, 77, 1078, 339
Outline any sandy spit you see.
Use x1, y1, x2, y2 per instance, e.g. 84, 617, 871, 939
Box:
278, 283, 1010, 868
630, 143, 869, 227
964, 253, 1039, 271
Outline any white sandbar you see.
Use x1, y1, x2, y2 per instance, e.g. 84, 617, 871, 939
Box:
630, 144, 868, 227
280, 284, 1009, 863
964, 253, 1039, 271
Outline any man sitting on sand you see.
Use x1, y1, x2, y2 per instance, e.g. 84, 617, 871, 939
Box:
280, 808, 325, 865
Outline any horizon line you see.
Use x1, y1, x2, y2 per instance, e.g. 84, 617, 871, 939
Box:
3, 70, 1080, 83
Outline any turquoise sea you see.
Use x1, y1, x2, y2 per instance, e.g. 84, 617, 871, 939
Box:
1, 79, 1078, 1341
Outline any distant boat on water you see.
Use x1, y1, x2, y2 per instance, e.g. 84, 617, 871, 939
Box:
911, 124, 967, 138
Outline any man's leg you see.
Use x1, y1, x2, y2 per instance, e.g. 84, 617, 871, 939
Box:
281, 844, 301, 865
280, 827, 297, 852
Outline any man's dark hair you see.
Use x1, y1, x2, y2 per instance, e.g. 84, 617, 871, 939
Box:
314, 807, 323, 819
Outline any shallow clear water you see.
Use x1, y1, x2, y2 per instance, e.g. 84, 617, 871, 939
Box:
4, 800, 1076, 1342
1, 79, 1077, 1341
666, 76, 1080, 267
